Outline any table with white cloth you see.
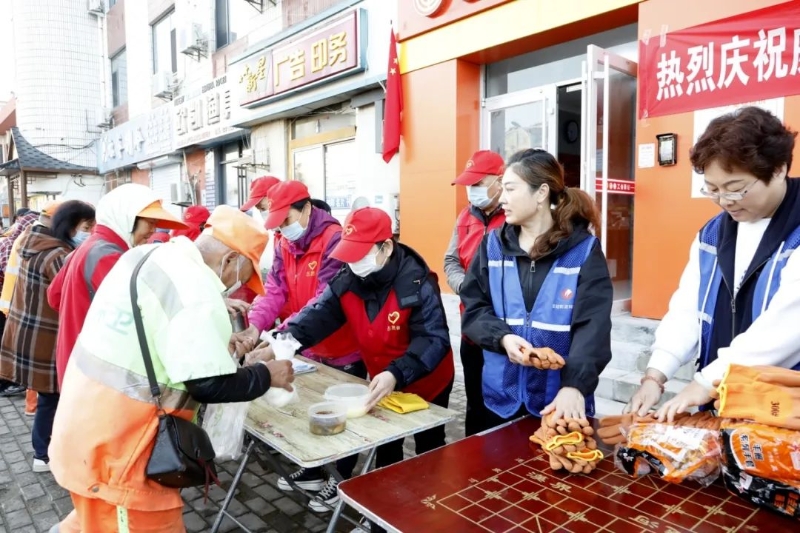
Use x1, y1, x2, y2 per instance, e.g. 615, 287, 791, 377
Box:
211, 357, 457, 533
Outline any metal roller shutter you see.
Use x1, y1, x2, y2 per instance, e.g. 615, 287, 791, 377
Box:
150, 164, 183, 218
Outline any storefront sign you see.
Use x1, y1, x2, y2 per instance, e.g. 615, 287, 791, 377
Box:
398, 0, 509, 40
98, 105, 173, 173
639, 1, 800, 119
595, 178, 635, 195
236, 10, 364, 107
173, 75, 238, 149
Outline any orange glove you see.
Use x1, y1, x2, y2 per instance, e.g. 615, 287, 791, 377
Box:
755, 367, 800, 388
718, 381, 800, 430
597, 413, 661, 445
522, 346, 566, 370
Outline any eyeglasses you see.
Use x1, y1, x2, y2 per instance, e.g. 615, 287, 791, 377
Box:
699, 179, 759, 201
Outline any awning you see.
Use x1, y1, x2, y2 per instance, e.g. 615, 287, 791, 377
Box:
0, 127, 97, 176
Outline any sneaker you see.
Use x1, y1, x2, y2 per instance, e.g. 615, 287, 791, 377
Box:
24, 411, 35, 417
0, 385, 26, 397
308, 477, 339, 513
32, 458, 50, 473
276, 468, 325, 492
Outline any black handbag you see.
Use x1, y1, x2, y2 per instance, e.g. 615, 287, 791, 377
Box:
129, 249, 218, 489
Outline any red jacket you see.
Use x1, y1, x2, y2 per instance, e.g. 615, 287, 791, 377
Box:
281, 224, 359, 358
48, 226, 128, 388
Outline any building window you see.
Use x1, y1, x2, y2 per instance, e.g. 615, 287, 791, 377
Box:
152, 11, 177, 74
104, 170, 131, 193
216, 0, 263, 49
111, 49, 128, 107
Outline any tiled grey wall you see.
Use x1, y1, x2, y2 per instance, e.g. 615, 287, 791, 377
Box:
12, 0, 104, 168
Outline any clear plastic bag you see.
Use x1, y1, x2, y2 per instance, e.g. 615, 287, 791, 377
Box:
202, 400, 249, 462
263, 329, 301, 407
614, 423, 722, 486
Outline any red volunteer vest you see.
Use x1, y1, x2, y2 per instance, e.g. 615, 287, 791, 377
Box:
456, 206, 505, 271
339, 290, 454, 401
456, 206, 504, 314
282, 225, 358, 358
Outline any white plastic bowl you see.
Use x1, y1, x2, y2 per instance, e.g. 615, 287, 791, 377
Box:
324, 383, 370, 418
308, 402, 347, 436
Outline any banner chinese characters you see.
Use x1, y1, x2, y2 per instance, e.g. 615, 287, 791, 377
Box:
639, 1, 800, 119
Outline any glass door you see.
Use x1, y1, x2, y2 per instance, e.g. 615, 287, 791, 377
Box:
483, 85, 558, 160
582, 45, 637, 306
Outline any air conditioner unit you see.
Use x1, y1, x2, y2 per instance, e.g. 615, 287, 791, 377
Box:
178, 23, 208, 59
170, 182, 193, 204
94, 107, 112, 129
152, 71, 173, 99
87, 0, 105, 14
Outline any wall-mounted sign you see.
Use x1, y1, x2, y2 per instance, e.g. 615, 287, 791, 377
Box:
97, 105, 173, 173
173, 75, 239, 149
595, 178, 635, 196
639, 1, 800, 119
236, 9, 365, 108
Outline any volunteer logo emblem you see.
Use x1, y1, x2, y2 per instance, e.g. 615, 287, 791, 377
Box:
560, 288, 574, 300
308, 261, 317, 271
344, 224, 356, 236
388, 311, 400, 324
413, 0, 446, 17
465, 159, 475, 169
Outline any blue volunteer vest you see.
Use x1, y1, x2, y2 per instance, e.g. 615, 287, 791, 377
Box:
482, 230, 597, 419
698, 213, 800, 370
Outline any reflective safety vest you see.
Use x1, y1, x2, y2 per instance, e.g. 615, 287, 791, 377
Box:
697, 213, 800, 371
49, 240, 236, 511
482, 230, 596, 419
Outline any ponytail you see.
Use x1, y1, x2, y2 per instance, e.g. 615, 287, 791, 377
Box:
530, 187, 600, 259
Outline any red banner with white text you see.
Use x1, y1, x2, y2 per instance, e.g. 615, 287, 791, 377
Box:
639, 1, 800, 119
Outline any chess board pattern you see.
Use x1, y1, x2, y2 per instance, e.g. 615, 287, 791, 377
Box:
339, 417, 797, 533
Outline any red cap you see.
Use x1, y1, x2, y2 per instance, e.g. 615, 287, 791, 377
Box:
183, 205, 210, 225
263, 180, 310, 230
241, 175, 281, 212
452, 150, 505, 186
330, 207, 393, 263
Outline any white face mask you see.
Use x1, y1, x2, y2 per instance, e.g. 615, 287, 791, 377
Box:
467, 180, 499, 209
279, 206, 309, 242
348, 245, 385, 278
220, 256, 243, 297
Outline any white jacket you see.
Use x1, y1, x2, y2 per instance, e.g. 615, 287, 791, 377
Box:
648, 230, 800, 388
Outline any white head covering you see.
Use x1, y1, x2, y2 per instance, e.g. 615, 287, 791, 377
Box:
95, 184, 184, 248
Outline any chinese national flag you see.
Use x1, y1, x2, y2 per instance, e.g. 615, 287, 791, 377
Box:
382, 28, 402, 163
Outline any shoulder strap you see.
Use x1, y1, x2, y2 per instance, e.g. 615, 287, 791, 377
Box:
129, 248, 161, 403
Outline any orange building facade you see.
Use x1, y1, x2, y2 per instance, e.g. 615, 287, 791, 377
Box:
396, 0, 800, 319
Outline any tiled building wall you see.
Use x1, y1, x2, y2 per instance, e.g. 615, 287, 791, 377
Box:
12, 0, 103, 168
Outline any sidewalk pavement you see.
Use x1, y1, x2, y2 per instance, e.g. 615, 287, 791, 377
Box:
0, 296, 469, 532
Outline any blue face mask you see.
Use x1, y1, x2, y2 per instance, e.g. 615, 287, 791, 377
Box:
72, 231, 90, 247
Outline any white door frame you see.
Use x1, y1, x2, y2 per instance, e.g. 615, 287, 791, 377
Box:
481, 84, 559, 154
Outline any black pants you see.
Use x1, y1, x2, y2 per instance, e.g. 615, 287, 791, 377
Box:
370, 380, 453, 533
461, 338, 495, 437
32, 392, 59, 461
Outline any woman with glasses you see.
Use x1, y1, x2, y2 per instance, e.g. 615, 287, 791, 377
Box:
627, 106, 800, 422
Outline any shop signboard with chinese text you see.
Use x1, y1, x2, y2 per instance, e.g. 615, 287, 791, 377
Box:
237, 9, 365, 108
174, 75, 239, 149
639, 1, 800, 119
98, 105, 174, 173
594, 178, 635, 196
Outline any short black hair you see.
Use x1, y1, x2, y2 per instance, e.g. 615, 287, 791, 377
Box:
51, 200, 96, 245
